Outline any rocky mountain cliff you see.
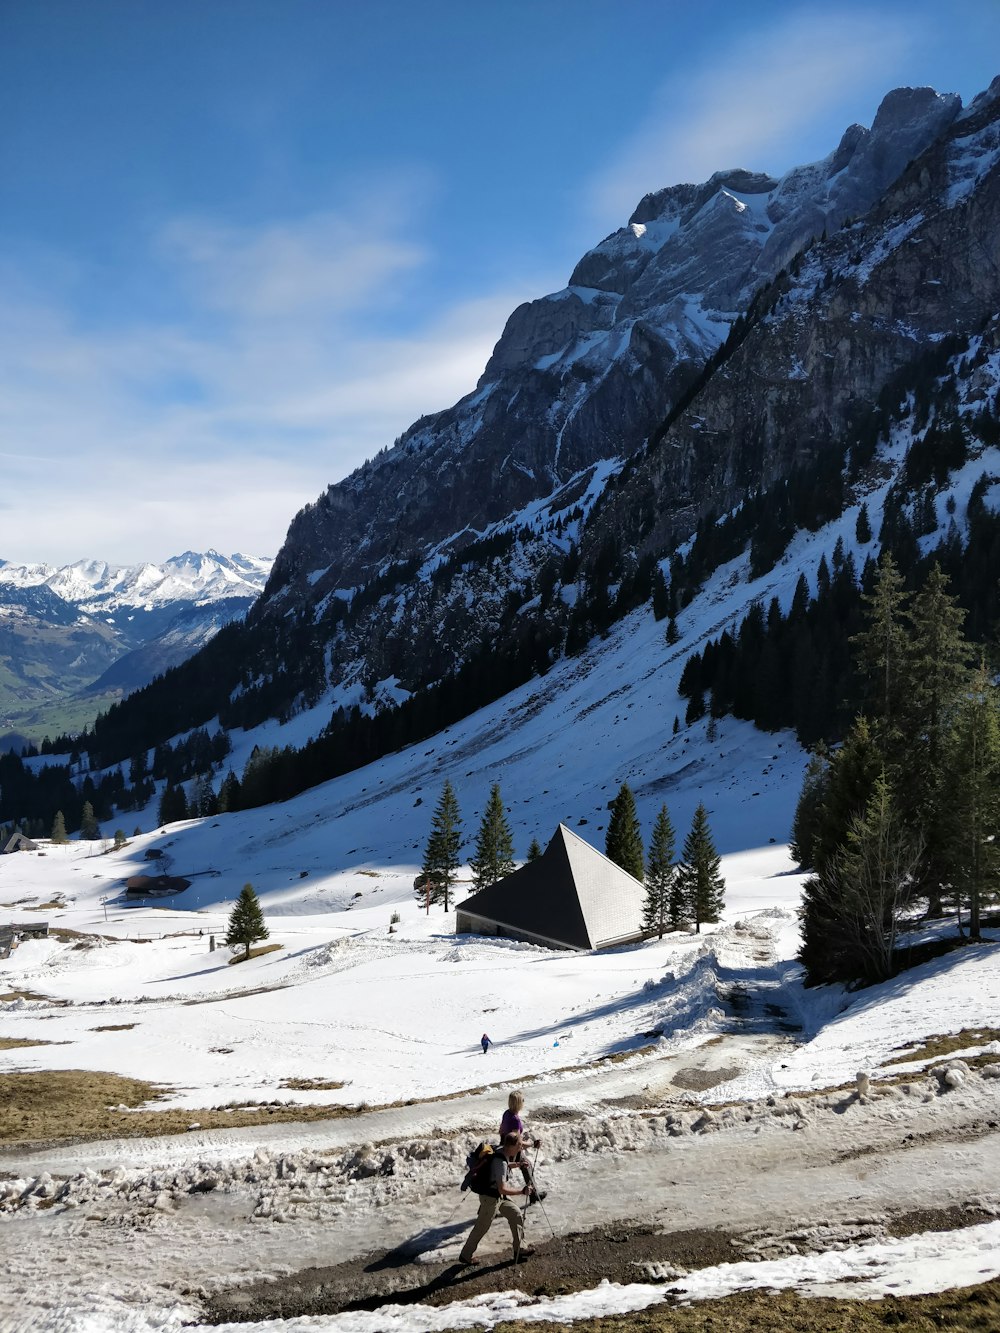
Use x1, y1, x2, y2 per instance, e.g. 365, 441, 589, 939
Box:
57, 76, 1000, 783
266, 84, 962, 602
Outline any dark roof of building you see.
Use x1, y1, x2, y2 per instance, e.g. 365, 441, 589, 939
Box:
456, 823, 645, 950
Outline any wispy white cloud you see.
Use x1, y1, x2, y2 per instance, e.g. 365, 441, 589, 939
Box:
158, 208, 426, 322
0, 199, 541, 565
586, 7, 918, 226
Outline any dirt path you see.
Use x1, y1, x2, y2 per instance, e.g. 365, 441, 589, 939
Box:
5, 1058, 999, 1328
205, 1204, 1000, 1325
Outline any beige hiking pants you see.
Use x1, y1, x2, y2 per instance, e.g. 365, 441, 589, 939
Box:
459, 1192, 524, 1262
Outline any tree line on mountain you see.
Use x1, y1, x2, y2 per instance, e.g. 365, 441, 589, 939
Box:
793, 555, 1000, 986
677, 463, 1000, 748
415, 777, 724, 937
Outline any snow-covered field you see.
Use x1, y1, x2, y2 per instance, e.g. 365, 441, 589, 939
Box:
3, 820, 999, 1330
3, 532, 1000, 1331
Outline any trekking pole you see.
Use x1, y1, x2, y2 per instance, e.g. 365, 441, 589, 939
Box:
513, 1139, 540, 1261
527, 1141, 558, 1240
532, 1190, 557, 1240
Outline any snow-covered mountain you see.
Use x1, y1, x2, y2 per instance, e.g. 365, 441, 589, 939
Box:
0, 550, 272, 729
0, 550, 271, 627
268, 84, 965, 596
69, 77, 1000, 784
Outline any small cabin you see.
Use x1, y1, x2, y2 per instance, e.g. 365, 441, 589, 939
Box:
2, 832, 38, 854
456, 823, 647, 951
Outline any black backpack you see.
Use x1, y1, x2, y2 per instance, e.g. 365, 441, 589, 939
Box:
460, 1142, 499, 1195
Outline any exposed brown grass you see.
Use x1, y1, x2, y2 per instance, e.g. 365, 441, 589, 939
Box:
0, 990, 52, 1004
280, 1077, 347, 1091
90, 1024, 137, 1032
484, 1279, 1000, 1332
23, 901, 64, 911
227, 943, 284, 965
0, 1070, 362, 1147
884, 1027, 1000, 1068
0, 1038, 63, 1050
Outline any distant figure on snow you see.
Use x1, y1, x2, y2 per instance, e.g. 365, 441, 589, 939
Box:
458, 1132, 534, 1266
500, 1090, 545, 1202
481, 1032, 491, 1054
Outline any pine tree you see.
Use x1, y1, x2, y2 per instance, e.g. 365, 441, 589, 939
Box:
225, 883, 269, 962
526, 836, 543, 862
605, 782, 644, 881
799, 775, 920, 984
470, 783, 515, 890
810, 716, 883, 874
675, 803, 725, 932
855, 502, 872, 544
157, 783, 188, 826
898, 564, 972, 912
642, 804, 676, 938
112, 829, 127, 850
50, 810, 68, 844
851, 552, 909, 754
789, 745, 830, 869
79, 800, 101, 841
941, 662, 1000, 939
418, 779, 462, 910
217, 770, 241, 813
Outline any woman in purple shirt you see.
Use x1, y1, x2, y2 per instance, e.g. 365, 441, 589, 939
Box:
499, 1091, 545, 1200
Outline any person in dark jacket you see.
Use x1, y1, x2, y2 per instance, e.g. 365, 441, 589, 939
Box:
481, 1032, 491, 1054
458, 1132, 534, 1265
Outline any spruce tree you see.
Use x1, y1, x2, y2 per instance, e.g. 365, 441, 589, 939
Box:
79, 800, 101, 841
789, 745, 830, 869
470, 783, 515, 890
418, 779, 462, 910
526, 836, 543, 862
855, 502, 872, 544
675, 804, 725, 932
157, 783, 188, 827
851, 551, 909, 755
941, 662, 1000, 939
898, 564, 972, 912
217, 770, 241, 814
605, 782, 644, 881
642, 804, 676, 938
225, 883, 269, 962
810, 717, 883, 874
50, 810, 68, 844
799, 775, 919, 984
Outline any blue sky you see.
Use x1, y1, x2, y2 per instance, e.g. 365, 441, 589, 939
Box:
2, 1, 998, 565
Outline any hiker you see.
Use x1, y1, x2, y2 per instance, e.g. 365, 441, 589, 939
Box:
500, 1091, 545, 1202
481, 1032, 491, 1054
458, 1132, 534, 1266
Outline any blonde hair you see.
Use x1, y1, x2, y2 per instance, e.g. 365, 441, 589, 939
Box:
508, 1090, 525, 1113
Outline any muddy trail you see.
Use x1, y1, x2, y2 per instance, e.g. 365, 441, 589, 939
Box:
204, 1205, 995, 1325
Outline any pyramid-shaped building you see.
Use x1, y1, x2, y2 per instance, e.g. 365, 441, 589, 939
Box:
455, 823, 646, 951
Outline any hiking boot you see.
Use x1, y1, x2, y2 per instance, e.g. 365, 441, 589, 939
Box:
515, 1247, 535, 1261
458, 1256, 480, 1266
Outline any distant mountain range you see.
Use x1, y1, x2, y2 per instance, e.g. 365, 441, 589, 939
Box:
0, 551, 272, 741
